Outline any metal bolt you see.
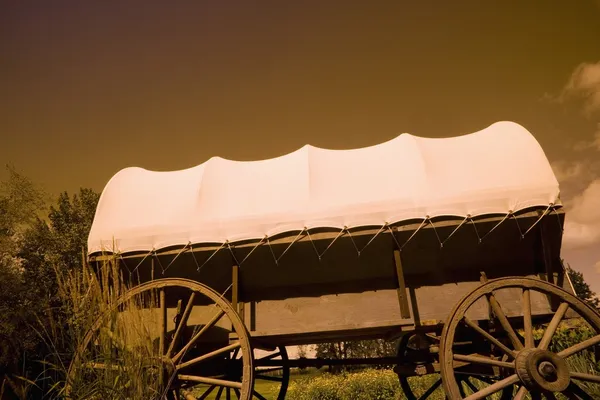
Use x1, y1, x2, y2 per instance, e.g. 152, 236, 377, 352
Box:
538, 361, 557, 379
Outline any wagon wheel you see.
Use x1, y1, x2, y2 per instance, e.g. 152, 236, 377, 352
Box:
66, 278, 254, 400
439, 277, 600, 400
251, 346, 290, 400
191, 346, 288, 400
397, 331, 447, 400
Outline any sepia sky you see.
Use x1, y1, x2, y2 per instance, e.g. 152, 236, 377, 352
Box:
1, 1, 600, 290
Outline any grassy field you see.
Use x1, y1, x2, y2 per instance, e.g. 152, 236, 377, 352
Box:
189, 368, 403, 400
189, 370, 319, 399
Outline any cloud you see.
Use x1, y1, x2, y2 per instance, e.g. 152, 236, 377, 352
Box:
552, 160, 586, 183
551, 157, 600, 194
562, 61, 600, 116
595, 260, 600, 274
573, 123, 600, 152
563, 179, 600, 249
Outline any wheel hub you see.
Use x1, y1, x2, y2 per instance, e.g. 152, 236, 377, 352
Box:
538, 361, 557, 380
515, 348, 570, 392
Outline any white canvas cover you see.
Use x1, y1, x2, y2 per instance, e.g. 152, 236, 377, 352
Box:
88, 121, 560, 254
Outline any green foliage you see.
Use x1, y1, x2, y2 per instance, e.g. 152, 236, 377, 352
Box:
19, 188, 100, 305
287, 369, 401, 400
0, 166, 47, 374
315, 340, 397, 373
565, 263, 600, 309
0, 166, 100, 398
0, 165, 47, 241
548, 321, 600, 398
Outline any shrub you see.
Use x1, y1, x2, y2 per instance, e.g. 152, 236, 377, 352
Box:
287, 369, 401, 400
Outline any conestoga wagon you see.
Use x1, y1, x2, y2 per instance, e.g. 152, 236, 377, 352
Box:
69, 121, 600, 399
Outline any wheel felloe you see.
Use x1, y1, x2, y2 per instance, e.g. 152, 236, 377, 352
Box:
439, 277, 600, 399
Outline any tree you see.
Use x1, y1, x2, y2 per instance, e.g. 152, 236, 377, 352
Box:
0, 165, 46, 263
19, 188, 100, 299
315, 339, 397, 373
0, 166, 47, 391
0, 166, 101, 398
564, 261, 600, 309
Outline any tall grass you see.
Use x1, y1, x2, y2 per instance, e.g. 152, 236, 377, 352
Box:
33, 257, 166, 400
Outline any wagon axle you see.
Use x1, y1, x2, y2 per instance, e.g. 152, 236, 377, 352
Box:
538, 361, 557, 379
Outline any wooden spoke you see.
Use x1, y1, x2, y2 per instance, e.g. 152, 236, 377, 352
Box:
522, 289, 534, 348
159, 288, 166, 356
257, 351, 282, 361
513, 386, 528, 400
252, 345, 289, 400
231, 347, 240, 360
166, 292, 196, 358
462, 374, 519, 400
177, 342, 242, 370
179, 374, 243, 389
255, 374, 283, 382
562, 389, 579, 400
570, 371, 600, 384
226, 387, 231, 400
453, 354, 515, 369
426, 333, 441, 342
558, 334, 600, 358
253, 390, 268, 400
565, 382, 594, 400
418, 378, 442, 399
173, 309, 226, 364
196, 385, 216, 400
487, 294, 524, 350
464, 317, 517, 358
234, 388, 241, 399
215, 386, 224, 400
538, 302, 569, 350
397, 331, 444, 400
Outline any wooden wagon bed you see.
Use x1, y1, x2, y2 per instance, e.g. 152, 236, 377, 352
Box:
72, 121, 600, 400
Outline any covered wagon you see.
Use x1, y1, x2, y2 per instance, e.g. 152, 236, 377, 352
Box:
69, 121, 600, 399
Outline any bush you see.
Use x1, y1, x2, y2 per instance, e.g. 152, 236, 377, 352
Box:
286, 369, 401, 400
548, 321, 600, 398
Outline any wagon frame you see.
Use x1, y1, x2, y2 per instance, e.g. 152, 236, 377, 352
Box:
68, 122, 600, 400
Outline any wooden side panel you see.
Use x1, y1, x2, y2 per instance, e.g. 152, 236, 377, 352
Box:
244, 289, 413, 338
100, 212, 567, 342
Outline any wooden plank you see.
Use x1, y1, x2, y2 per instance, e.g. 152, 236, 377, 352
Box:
232, 264, 239, 312
232, 263, 245, 322
242, 324, 413, 347
539, 216, 561, 311
393, 250, 411, 319
244, 289, 410, 335
540, 219, 554, 286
